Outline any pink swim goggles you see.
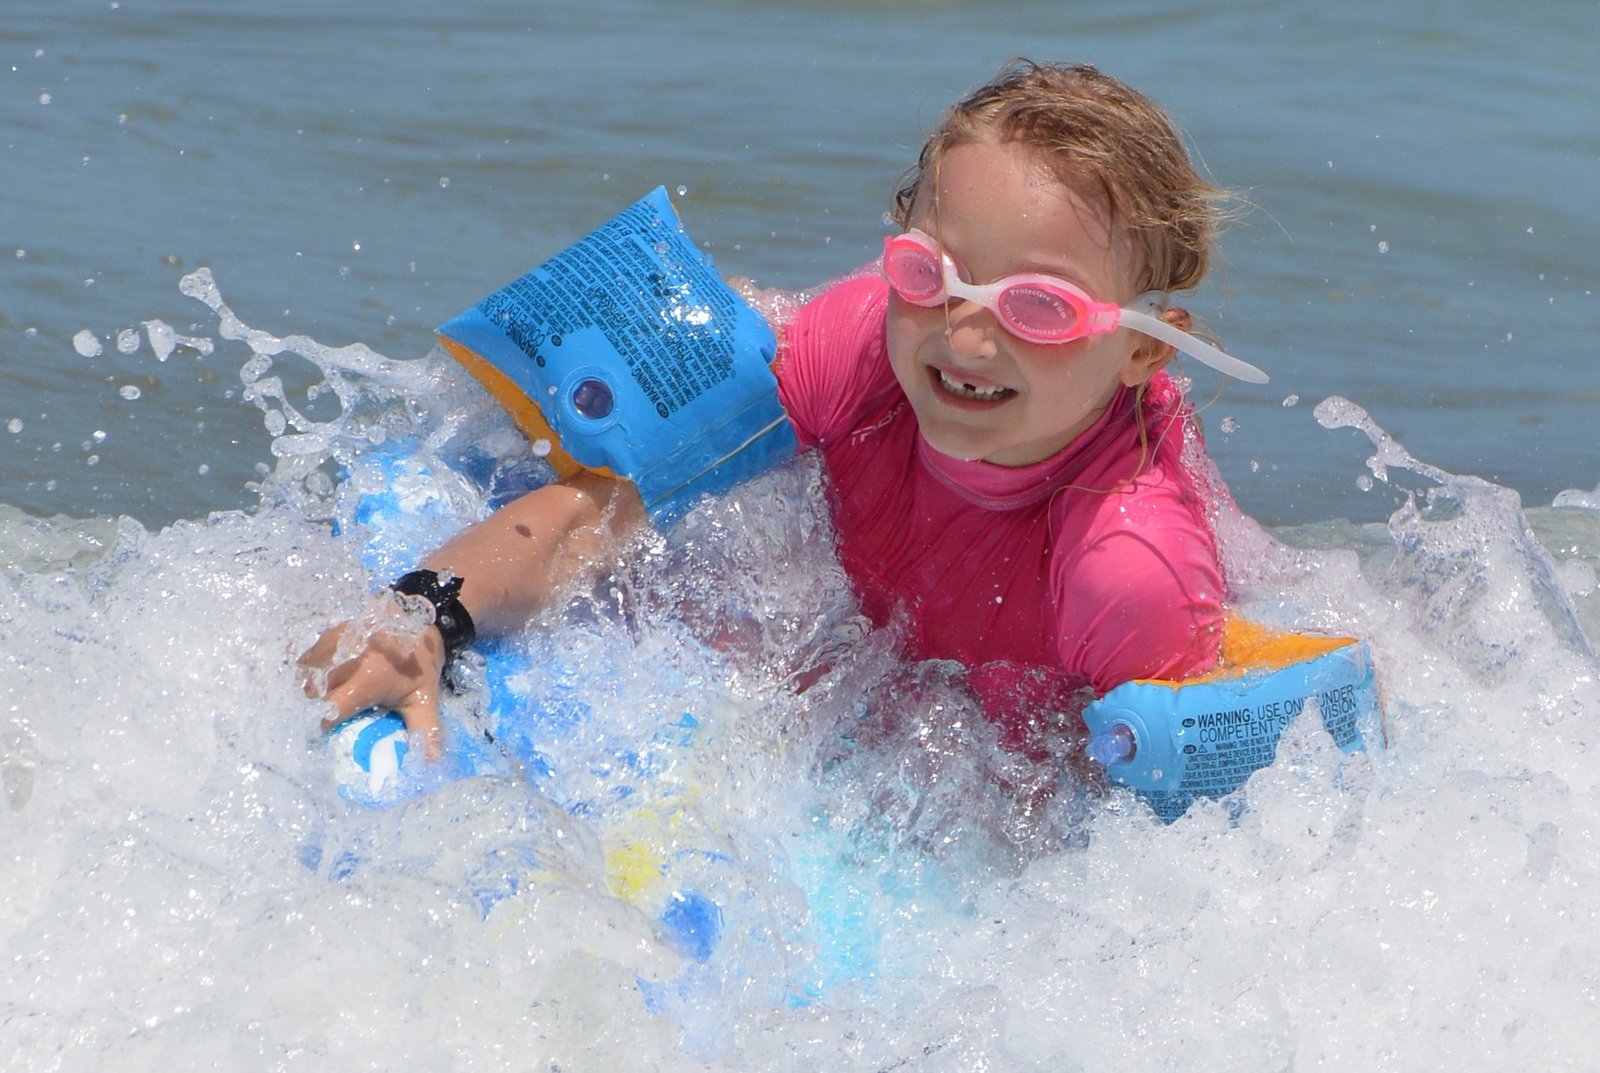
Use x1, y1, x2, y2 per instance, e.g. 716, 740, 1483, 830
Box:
881, 229, 1268, 383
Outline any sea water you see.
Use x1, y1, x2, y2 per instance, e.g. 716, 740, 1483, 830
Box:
5, 2, 1600, 1070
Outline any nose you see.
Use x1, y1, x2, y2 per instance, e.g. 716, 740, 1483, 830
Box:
941, 300, 1003, 360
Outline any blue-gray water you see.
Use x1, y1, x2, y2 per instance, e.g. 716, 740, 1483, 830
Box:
6, 4, 1600, 1072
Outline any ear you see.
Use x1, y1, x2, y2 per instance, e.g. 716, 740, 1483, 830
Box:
1119, 307, 1189, 387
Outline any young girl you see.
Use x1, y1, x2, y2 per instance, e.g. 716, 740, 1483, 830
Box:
303, 60, 1253, 761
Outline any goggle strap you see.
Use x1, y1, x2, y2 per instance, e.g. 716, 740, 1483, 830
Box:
1117, 307, 1270, 384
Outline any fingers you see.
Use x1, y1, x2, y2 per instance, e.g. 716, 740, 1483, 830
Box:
320, 666, 393, 727
395, 693, 446, 764
297, 624, 349, 698
318, 670, 443, 762
305, 622, 449, 763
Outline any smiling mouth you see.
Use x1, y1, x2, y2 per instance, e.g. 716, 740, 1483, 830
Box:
936, 369, 1016, 402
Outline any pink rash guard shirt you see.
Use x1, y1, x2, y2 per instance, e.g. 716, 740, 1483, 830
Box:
775, 273, 1226, 747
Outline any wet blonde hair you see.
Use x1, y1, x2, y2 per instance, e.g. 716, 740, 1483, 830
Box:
892, 60, 1230, 295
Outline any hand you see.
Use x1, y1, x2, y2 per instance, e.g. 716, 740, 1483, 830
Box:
299, 606, 447, 762
295, 471, 645, 765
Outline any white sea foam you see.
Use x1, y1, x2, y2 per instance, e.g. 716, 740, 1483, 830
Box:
3, 282, 1600, 1072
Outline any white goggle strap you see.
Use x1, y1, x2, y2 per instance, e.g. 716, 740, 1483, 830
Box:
1119, 292, 1270, 384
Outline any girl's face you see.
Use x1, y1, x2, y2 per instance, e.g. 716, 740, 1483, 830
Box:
887, 135, 1167, 467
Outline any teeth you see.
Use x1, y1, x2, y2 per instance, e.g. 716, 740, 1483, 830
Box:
939, 370, 1011, 401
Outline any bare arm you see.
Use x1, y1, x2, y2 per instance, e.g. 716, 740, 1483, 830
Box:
421, 470, 644, 632
300, 471, 645, 757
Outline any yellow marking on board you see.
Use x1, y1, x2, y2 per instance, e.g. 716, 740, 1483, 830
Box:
605, 839, 668, 903
601, 787, 708, 904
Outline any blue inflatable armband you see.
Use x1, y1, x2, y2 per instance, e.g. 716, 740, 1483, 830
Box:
436, 186, 798, 526
1082, 620, 1381, 822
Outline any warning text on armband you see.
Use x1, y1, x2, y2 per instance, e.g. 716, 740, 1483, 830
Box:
480, 199, 744, 422
1193, 684, 1359, 748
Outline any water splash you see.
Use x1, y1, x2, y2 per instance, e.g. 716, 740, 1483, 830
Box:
6, 289, 1600, 1069
176, 267, 517, 520
1316, 395, 1595, 677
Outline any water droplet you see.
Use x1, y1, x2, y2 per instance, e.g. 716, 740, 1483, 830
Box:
91, 429, 107, 444
38, 93, 51, 105
438, 176, 450, 188
1250, 460, 1260, 472
118, 384, 142, 401
1356, 475, 1375, 492
1377, 240, 1390, 254
116, 328, 140, 354
352, 241, 362, 252
86, 454, 100, 467
197, 463, 210, 475
14, 249, 24, 259
6, 419, 22, 434
73, 330, 103, 357
531, 439, 553, 458
1282, 394, 1300, 408
676, 185, 688, 197
1219, 416, 1239, 433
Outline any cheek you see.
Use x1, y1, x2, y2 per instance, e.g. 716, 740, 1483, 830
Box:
1013, 338, 1128, 403
885, 301, 932, 369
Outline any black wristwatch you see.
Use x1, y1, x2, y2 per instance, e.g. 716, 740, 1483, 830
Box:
390, 569, 478, 673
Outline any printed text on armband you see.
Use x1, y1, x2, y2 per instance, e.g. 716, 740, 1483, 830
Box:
1193, 693, 1311, 745
1318, 684, 1358, 722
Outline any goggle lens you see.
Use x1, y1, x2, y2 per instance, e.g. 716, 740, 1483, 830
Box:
995, 284, 1082, 342
881, 239, 946, 305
